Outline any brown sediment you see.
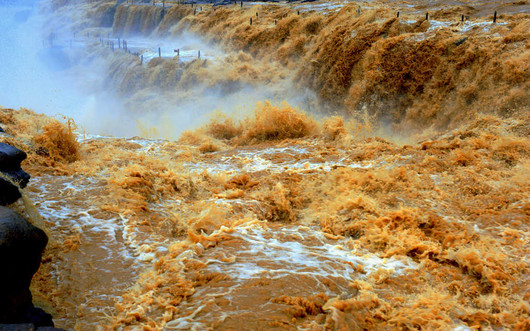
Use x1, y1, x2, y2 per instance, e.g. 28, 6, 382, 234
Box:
187, 101, 319, 146
1, 104, 529, 329
112, 4, 165, 37
98, 1, 529, 131
34, 119, 80, 163
273, 293, 329, 318
1, 0, 529, 329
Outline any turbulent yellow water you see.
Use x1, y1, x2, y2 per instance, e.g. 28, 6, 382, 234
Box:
1, 0, 529, 330
1, 103, 528, 330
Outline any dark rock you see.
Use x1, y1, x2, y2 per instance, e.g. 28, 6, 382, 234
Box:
0, 324, 65, 331
2, 169, 31, 189
0, 207, 52, 327
0, 324, 66, 331
0, 324, 34, 331
0, 181, 21, 206
0, 143, 30, 206
0, 143, 27, 170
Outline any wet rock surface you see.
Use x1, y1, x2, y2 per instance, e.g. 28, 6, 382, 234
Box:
0, 325, 64, 331
0, 143, 31, 206
0, 207, 52, 327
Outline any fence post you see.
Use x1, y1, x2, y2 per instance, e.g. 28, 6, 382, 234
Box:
426, 12, 429, 20
493, 11, 497, 23
159, 47, 161, 58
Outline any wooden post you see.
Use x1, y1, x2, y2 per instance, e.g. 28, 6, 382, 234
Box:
397, 12, 399, 18
256, 12, 258, 17
118, 37, 121, 48
141, 54, 143, 64
274, 19, 277, 25
158, 47, 161, 58
426, 12, 429, 20
194, 8, 196, 15
241, 1, 243, 8
297, 10, 300, 15
493, 11, 497, 23
461, 15, 464, 22
198, 50, 200, 58
250, 17, 252, 25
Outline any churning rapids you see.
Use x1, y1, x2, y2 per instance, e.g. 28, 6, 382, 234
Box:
0, 0, 529, 330
26, 134, 421, 329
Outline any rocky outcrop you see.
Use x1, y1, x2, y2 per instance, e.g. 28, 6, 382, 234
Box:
0, 207, 53, 327
0, 144, 57, 328
0, 143, 31, 206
